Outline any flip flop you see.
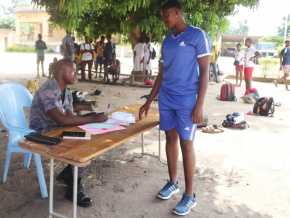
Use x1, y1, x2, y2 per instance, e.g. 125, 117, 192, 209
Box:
202, 126, 221, 133
213, 124, 225, 132
274, 81, 277, 87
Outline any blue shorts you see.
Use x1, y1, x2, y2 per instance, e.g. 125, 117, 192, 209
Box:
159, 88, 198, 140
96, 56, 103, 64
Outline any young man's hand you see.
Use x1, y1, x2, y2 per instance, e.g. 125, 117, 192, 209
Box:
139, 103, 150, 120
92, 112, 108, 123
191, 104, 203, 124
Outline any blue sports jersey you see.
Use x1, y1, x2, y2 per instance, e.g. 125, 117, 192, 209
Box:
159, 25, 211, 109
281, 47, 290, 65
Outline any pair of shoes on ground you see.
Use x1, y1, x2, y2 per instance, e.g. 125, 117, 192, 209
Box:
157, 180, 196, 216
202, 125, 224, 133
56, 165, 92, 207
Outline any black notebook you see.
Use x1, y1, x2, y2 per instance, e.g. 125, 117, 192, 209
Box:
62, 131, 91, 140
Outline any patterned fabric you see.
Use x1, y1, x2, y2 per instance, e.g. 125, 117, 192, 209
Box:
30, 78, 73, 134
62, 34, 74, 61
96, 41, 104, 57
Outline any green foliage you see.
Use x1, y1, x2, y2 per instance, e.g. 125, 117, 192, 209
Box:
0, 15, 15, 30
258, 56, 279, 78
31, 0, 259, 44
259, 35, 284, 47
6, 46, 35, 52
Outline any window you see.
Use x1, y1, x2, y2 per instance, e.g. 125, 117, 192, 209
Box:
49, 24, 53, 37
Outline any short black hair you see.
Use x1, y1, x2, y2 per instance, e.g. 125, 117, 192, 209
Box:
54, 59, 73, 75
237, 43, 241, 46
161, 0, 182, 10
245, 38, 252, 43
145, 37, 150, 42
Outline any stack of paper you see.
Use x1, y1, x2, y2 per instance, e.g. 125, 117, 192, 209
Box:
112, 112, 136, 124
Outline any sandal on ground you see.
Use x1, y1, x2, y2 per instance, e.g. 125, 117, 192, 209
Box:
274, 81, 277, 87
213, 124, 225, 132
202, 126, 221, 133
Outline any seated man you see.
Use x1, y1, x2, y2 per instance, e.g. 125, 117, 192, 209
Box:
48, 57, 57, 78
30, 59, 107, 207
104, 53, 120, 83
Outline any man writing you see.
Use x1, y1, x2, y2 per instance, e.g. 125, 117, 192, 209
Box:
30, 59, 107, 207
35, 33, 47, 77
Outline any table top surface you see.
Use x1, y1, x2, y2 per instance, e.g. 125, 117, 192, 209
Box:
19, 104, 159, 167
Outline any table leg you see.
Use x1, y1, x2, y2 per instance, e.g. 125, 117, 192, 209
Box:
73, 165, 78, 218
49, 158, 54, 218
132, 126, 167, 164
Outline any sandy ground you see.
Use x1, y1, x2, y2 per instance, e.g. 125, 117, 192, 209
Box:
0, 52, 290, 218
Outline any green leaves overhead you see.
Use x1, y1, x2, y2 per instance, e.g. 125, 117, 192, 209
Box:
31, 0, 259, 43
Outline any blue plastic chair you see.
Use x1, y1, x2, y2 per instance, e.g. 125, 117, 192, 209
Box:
0, 82, 48, 198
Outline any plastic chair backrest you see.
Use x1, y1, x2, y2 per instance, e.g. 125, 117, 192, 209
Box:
0, 82, 33, 146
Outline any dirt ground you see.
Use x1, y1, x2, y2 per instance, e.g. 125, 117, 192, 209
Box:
0, 52, 290, 218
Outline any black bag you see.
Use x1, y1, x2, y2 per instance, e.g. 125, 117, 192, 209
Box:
253, 97, 275, 116
233, 60, 239, 67
149, 44, 156, 60
24, 132, 62, 145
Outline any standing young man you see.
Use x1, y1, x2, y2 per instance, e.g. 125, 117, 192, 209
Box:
133, 38, 145, 80
244, 38, 261, 90
80, 36, 95, 80
234, 43, 245, 87
209, 45, 219, 82
274, 40, 290, 90
30, 59, 107, 207
144, 37, 153, 78
103, 34, 116, 83
35, 33, 47, 77
61, 31, 74, 61
139, 0, 211, 215
95, 36, 105, 78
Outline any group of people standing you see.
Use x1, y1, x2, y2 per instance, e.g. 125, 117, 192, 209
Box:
133, 37, 154, 80
62, 32, 119, 83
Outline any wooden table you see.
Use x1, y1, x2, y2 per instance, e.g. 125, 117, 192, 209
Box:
19, 104, 164, 218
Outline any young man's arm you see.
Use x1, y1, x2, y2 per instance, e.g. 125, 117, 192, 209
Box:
48, 107, 107, 126
250, 50, 261, 61
280, 49, 285, 71
139, 62, 164, 120
191, 55, 210, 124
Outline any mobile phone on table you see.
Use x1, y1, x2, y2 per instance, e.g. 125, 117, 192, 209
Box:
62, 131, 91, 140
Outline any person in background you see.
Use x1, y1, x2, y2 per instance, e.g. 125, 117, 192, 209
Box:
144, 37, 153, 79
35, 33, 47, 77
244, 38, 261, 90
234, 43, 245, 87
48, 57, 57, 78
30, 59, 107, 208
72, 36, 79, 55
104, 53, 120, 83
95, 36, 105, 78
133, 38, 145, 80
61, 30, 74, 61
80, 36, 95, 80
103, 34, 116, 83
209, 45, 219, 83
274, 40, 290, 90
139, 0, 211, 215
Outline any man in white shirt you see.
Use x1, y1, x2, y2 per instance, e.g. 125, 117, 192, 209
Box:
80, 36, 95, 80
133, 38, 145, 80
144, 37, 153, 78
244, 38, 261, 90
234, 43, 245, 87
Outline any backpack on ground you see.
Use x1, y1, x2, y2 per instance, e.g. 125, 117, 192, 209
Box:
253, 97, 275, 116
220, 83, 237, 101
26, 79, 39, 94
149, 44, 156, 60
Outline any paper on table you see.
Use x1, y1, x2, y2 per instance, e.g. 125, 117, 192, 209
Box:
78, 124, 126, 135
105, 116, 129, 126
86, 123, 118, 129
